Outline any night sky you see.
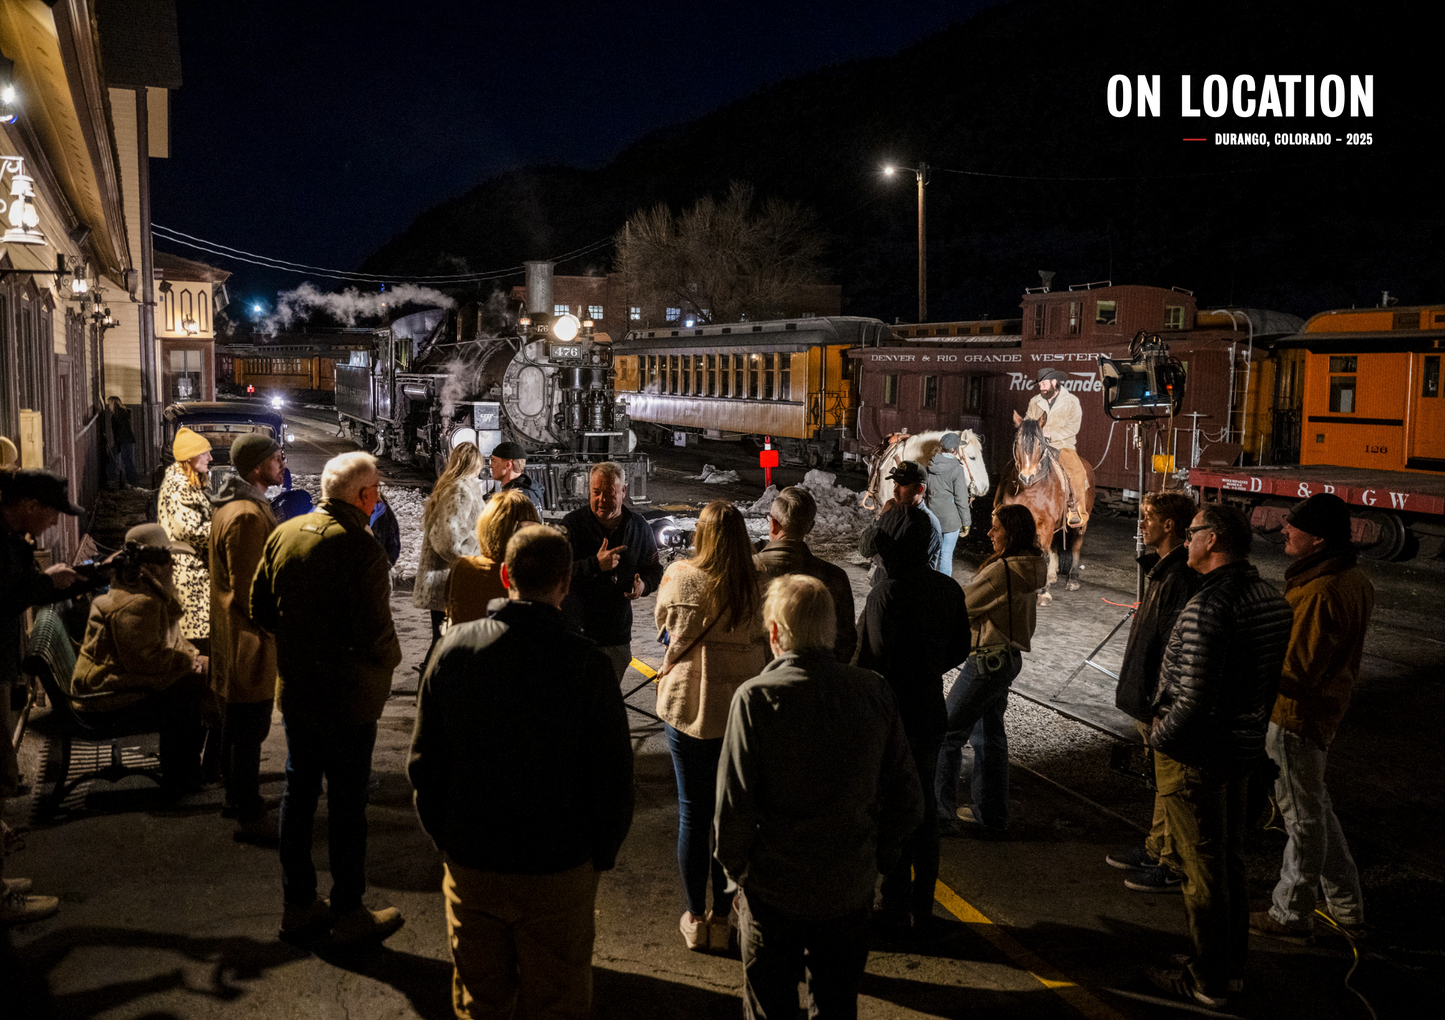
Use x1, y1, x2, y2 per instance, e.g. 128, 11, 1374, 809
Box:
150, 1, 1003, 310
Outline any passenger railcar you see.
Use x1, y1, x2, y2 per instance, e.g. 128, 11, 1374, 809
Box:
612, 316, 891, 467
220, 334, 371, 403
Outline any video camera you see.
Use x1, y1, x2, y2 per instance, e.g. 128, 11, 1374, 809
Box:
1097, 330, 1186, 421
73, 540, 176, 587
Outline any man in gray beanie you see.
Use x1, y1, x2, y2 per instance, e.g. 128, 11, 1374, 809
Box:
1251, 492, 1373, 941
210, 433, 287, 844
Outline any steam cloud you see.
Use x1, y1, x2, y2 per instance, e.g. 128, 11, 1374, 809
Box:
439, 357, 483, 418
261, 281, 457, 332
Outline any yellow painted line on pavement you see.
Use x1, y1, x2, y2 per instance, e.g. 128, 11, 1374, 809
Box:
629, 657, 658, 680
933, 880, 1128, 1020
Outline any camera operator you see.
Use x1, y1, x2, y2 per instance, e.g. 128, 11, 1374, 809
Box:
71, 524, 212, 797
1, 468, 86, 925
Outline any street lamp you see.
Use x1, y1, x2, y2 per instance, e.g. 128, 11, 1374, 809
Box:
883, 162, 929, 322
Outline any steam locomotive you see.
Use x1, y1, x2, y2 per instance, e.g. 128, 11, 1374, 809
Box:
334, 265, 648, 513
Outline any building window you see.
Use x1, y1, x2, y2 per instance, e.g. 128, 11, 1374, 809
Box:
630, 306, 642, 322
779, 354, 791, 399
1164, 305, 1184, 329
666, 307, 681, 322
883, 374, 899, 406
554, 304, 570, 316
1033, 304, 1046, 337
922, 375, 938, 409
588, 304, 603, 320
1096, 300, 1117, 326
1328, 356, 1357, 413
170, 348, 203, 401
1068, 302, 1081, 335
699, 308, 710, 322
966, 375, 983, 411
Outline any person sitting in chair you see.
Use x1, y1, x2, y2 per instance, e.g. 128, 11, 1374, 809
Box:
1024, 368, 1088, 528
71, 523, 211, 795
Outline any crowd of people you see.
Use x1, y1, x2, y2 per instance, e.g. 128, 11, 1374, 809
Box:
0, 430, 1378, 1017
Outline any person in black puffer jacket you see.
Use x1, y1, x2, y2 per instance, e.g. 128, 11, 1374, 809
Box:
1145, 504, 1292, 1010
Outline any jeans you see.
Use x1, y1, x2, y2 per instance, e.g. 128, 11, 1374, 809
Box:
937, 530, 959, 577
278, 718, 377, 913
738, 891, 870, 1020
935, 651, 1020, 830
107, 444, 137, 488
1267, 723, 1364, 928
1160, 763, 1248, 998
221, 700, 274, 822
444, 857, 600, 1020
880, 733, 940, 920
664, 724, 731, 919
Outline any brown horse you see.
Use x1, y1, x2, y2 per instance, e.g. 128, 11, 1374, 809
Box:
994, 413, 1095, 606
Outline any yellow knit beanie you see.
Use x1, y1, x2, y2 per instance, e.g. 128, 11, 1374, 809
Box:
172, 427, 212, 462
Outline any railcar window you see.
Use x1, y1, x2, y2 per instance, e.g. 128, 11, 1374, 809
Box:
646, 356, 655, 392
923, 375, 939, 409
1068, 302, 1081, 335
883, 374, 899, 406
682, 355, 692, 395
1096, 300, 1117, 326
749, 355, 760, 399
707, 355, 717, 396
1165, 305, 1184, 329
779, 356, 791, 399
695, 357, 704, 395
1424, 356, 1440, 398
764, 355, 775, 400
669, 356, 679, 394
735, 355, 744, 398
967, 376, 983, 411
1329, 375, 1357, 413
1033, 305, 1046, 336
1329, 356, 1358, 372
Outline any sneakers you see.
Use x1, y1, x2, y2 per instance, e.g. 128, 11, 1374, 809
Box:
705, 908, 732, 953
1249, 909, 1314, 943
1105, 845, 1157, 871
1317, 906, 1369, 941
1, 888, 60, 927
1146, 963, 1228, 1010
329, 905, 405, 947
279, 897, 332, 943
1124, 865, 1183, 893
679, 911, 708, 951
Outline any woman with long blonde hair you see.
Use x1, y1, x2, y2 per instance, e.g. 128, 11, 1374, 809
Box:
446, 488, 541, 625
654, 499, 768, 953
414, 442, 486, 656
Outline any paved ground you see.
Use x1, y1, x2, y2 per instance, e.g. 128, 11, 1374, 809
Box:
4, 423, 1440, 1018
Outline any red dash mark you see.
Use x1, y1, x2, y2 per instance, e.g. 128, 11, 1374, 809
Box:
1183, 138, 1207, 141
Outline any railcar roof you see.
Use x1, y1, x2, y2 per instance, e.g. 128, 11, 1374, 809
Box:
618, 315, 890, 352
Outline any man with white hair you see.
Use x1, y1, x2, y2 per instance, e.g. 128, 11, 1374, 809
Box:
251, 451, 404, 947
754, 486, 857, 663
716, 574, 921, 1018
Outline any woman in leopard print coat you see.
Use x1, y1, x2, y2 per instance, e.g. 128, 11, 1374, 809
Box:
157, 427, 215, 651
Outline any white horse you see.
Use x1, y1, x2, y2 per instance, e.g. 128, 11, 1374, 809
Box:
863, 429, 990, 510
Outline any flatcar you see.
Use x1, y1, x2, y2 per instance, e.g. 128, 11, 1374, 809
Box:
1188, 302, 1445, 560
612, 316, 891, 467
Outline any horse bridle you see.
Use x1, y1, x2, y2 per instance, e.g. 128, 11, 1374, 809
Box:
1014, 426, 1053, 487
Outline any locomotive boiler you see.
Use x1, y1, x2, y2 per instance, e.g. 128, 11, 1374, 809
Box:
335, 262, 648, 512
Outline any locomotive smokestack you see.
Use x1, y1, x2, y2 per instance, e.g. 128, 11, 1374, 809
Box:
525, 260, 555, 316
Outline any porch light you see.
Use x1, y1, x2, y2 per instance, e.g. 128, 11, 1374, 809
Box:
182, 314, 199, 335
1, 157, 45, 246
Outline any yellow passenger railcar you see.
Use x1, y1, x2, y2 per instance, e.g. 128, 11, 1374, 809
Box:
612, 316, 892, 465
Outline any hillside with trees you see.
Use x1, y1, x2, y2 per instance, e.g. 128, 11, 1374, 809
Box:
360, 0, 1432, 322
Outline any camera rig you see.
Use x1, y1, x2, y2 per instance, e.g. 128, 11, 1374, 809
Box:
1097, 330, 1186, 421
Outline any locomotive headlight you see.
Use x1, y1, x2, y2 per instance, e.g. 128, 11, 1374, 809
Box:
552, 313, 581, 343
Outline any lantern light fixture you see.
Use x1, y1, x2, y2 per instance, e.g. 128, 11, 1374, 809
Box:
181, 314, 199, 335
1, 157, 45, 246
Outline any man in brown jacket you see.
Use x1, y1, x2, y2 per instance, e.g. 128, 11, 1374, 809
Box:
210, 433, 286, 845
754, 486, 856, 663
1251, 493, 1373, 941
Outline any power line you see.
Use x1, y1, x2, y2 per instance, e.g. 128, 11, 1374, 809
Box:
150, 226, 615, 285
